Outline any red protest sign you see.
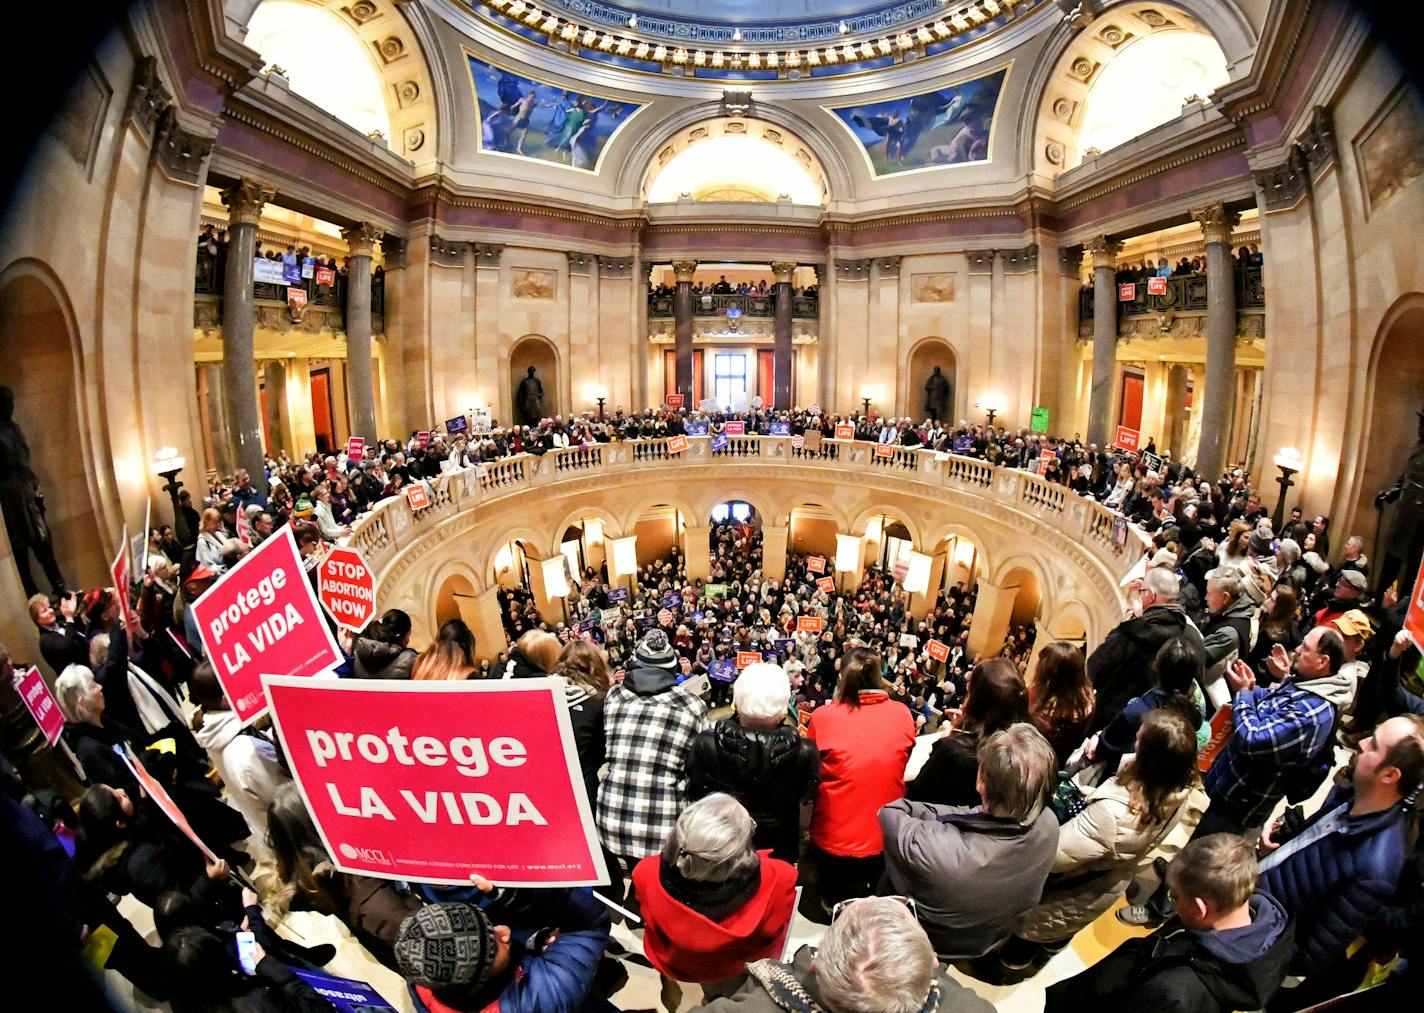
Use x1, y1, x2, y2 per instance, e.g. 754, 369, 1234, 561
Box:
1118, 282, 1136, 301
262, 676, 608, 886
315, 266, 336, 286
1113, 425, 1140, 452
416, 430, 431, 448
797, 615, 823, 633
13, 666, 64, 745
1405, 553, 1424, 652
667, 434, 689, 454
926, 640, 950, 663
287, 287, 308, 307
807, 555, 826, 574
834, 423, 855, 441
405, 482, 431, 510
736, 651, 761, 669
666, 393, 685, 408
235, 504, 252, 548
874, 443, 895, 459
318, 546, 377, 634
1147, 275, 1167, 295
816, 575, 835, 593
191, 525, 343, 725
346, 436, 366, 460
725, 420, 746, 436
111, 531, 133, 631
657, 608, 673, 625
791, 434, 805, 449
1037, 449, 1056, 476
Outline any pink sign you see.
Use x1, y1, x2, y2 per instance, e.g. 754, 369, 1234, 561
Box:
346, 436, 366, 461
1405, 554, 1424, 652
874, 443, 895, 459
666, 393, 685, 408
416, 430, 431, 448
405, 482, 431, 510
1147, 275, 1167, 295
13, 666, 64, 745
119, 745, 219, 862
816, 576, 835, 593
1113, 425, 1141, 452
235, 504, 252, 548
191, 526, 343, 726
667, 434, 689, 454
724, 420, 746, 436
736, 651, 761, 669
315, 266, 336, 286
807, 555, 826, 574
111, 532, 134, 632
926, 640, 951, 663
262, 676, 608, 887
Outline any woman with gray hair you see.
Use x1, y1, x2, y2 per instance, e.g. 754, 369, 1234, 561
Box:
633, 792, 798, 1005
57, 664, 140, 789
686, 662, 820, 862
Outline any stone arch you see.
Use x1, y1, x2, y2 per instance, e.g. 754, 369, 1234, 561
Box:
847, 504, 924, 550
1021, 2, 1252, 177
995, 560, 1045, 629
547, 506, 623, 558
0, 260, 108, 618
784, 500, 849, 560
698, 487, 776, 528
508, 334, 561, 425
616, 102, 857, 204
923, 523, 993, 592
1342, 292, 1424, 572
429, 561, 481, 632
240, 0, 442, 164
640, 116, 830, 205
902, 336, 960, 423
616, 491, 701, 538
1041, 598, 1095, 648
482, 525, 547, 588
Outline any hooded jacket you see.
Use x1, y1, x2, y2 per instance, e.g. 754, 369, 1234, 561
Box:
633, 850, 797, 984
502, 646, 549, 680
807, 692, 915, 858
685, 719, 820, 862
1086, 604, 1205, 733
192, 708, 289, 845
352, 636, 417, 680
1044, 893, 1293, 1013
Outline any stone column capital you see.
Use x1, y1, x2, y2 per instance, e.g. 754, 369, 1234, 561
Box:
381, 234, 407, 268
1190, 202, 1241, 246
220, 178, 276, 226
566, 251, 597, 274
1084, 235, 1122, 270
771, 260, 797, 284
341, 222, 384, 258
474, 243, 505, 266
672, 260, 698, 283
833, 258, 872, 280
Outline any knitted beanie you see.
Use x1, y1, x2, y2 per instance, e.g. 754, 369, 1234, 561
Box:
394, 903, 496, 992
635, 627, 678, 669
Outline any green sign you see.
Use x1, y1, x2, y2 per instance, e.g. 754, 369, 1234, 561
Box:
703, 583, 728, 600
1030, 406, 1050, 434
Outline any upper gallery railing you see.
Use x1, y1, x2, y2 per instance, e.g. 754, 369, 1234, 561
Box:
347, 436, 1150, 594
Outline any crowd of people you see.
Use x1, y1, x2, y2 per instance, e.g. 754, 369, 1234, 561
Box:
649, 275, 818, 299
8, 392, 1424, 1013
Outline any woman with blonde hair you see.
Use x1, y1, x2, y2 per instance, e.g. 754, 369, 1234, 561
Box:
503, 627, 560, 679
411, 640, 474, 681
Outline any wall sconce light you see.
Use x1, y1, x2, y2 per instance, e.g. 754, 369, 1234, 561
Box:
1271, 447, 1304, 533
152, 447, 191, 545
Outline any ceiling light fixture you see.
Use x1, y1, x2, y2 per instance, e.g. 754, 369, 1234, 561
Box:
732, 28, 742, 42
838, 20, 849, 34
627, 13, 637, 28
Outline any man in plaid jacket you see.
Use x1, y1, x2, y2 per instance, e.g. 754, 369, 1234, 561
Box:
597, 628, 709, 874
1201, 625, 1354, 838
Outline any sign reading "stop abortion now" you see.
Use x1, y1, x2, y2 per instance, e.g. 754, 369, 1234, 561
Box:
263, 676, 607, 887
318, 546, 377, 634
192, 526, 343, 725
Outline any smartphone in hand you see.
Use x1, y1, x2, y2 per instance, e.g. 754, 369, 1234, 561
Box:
235, 930, 259, 975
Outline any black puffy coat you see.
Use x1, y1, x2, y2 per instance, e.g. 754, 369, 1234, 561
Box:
685, 718, 819, 862
1086, 605, 1204, 732
352, 637, 416, 680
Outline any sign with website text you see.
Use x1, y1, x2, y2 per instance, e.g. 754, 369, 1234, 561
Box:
711, 432, 730, 453
834, 422, 855, 441
667, 433, 689, 454
13, 666, 64, 745
1113, 425, 1140, 452
797, 615, 823, 633
405, 482, 431, 510
1405, 554, 1424, 653
254, 258, 286, 285
318, 547, 377, 634
666, 393, 684, 408
708, 659, 736, 683
191, 526, 343, 725
816, 575, 836, 594
1029, 406, 1050, 434
724, 420, 746, 436
1118, 282, 1136, 301
294, 970, 396, 1013
262, 676, 607, 886
926, 640, 950, 663
346, 436, 366, 461
1147, 275, 1167, 295
315, 266, 336, 287
771, 421, 791, 436
736, 651, 762, 669
806, 555, 826, 574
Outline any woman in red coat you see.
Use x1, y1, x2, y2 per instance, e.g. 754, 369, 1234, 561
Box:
807, 646, 916, 911
632, 792, 797, 1004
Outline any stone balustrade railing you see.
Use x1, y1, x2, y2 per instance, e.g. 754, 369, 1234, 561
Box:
347, 437, 1151, 598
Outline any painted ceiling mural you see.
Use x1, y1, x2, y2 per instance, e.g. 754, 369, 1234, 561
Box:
467, 54, 645, 170
828, 65, 1008, 177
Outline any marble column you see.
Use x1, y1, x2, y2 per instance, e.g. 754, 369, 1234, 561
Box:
761, 524, 789, 581
966, 577, 1021, 660
1084, 236, 1122, 449
202, 363, 234, 476
219, 178, 275, 492
261, 360, 287, 457
672, 260, 697, 400
459, 586, 510, 662
683, 525, 711, 582
1192, 202, 1241, 480
772, 260, 796, 410
341, 222, 383, 443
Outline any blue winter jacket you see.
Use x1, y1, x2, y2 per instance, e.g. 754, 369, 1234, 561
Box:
1257, 784, 1409, 974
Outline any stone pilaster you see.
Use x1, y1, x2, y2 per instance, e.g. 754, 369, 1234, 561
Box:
1084, 235, 1122, 448
672, 260, 697, 400
219, 178, 276, 490
342, 222, 383, 442
772, 260, 796, 410
1191, 202, 1241, 479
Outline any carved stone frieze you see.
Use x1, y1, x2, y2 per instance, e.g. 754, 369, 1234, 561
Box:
1253, 146, 1311, 213
966, 249, 997, 273
1084, 235, 1122, 271
874, 256, 902, 278
1190, 202, 1240, 246
153, 108, 213, 185
125, 55, 170, 138
1059, 246, 1084, 278
381, 234, 407, 269
1298, 105, 1338, 178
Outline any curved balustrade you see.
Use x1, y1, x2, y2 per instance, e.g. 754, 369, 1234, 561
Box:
346, 437, 1152, 601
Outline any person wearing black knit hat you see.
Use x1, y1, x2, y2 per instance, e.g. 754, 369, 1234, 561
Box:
598, 627, 710, 899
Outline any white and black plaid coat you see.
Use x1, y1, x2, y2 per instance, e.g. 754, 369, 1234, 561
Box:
596, 666, 709, 860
